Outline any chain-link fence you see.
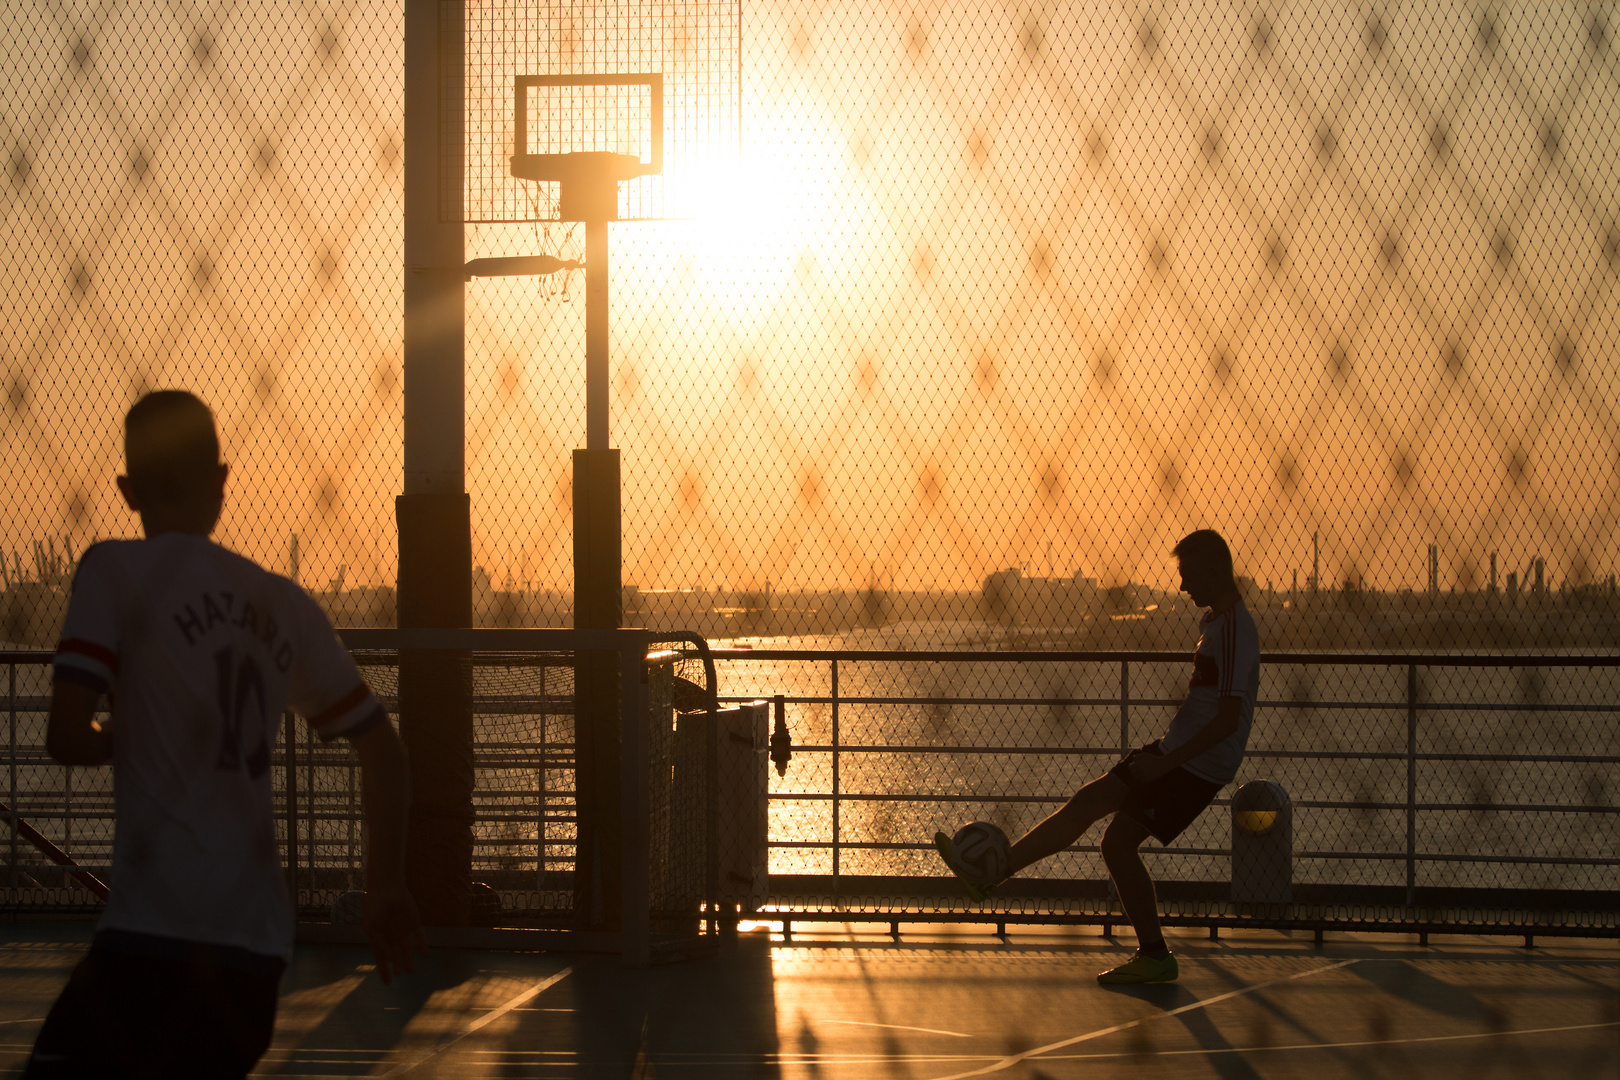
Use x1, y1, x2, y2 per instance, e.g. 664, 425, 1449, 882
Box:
3, 4, 1619, 648
0, 2, 405, 642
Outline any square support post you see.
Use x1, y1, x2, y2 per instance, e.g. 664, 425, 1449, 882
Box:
571, 449, 622, 930
400, 0, 473, 926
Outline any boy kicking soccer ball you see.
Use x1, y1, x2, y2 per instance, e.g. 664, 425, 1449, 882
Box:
25, 391, 427, 1078
936, 529, 1259, 984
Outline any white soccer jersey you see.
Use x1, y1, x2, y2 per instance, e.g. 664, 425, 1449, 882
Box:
53, 534, 385, 961
1160, 600, 1261, 785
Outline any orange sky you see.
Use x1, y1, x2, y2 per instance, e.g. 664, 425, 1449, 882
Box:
2, 2, 1617, 597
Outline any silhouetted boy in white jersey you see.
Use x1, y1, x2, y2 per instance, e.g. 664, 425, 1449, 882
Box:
937, 529, 1260, 984
26, 391, 426, 1079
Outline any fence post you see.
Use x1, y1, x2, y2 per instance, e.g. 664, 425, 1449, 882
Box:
538, 686, 548, 891
284, 711, 298, 905
830, 659, 840, 888
347, 758, 358, 892
619, 631, 651, 966
1119, 659, 1130, 755
1406, 663, 1417, 908
704, 693, 718, 935
8, 663, 15, 902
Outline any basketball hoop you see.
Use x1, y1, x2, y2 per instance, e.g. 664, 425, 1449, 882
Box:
510, 74, 664, 222
511, 152, 648, 221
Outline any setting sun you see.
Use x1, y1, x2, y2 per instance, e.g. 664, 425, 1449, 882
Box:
672, 131, 835, 319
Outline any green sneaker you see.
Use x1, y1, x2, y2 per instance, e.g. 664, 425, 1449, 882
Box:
1096, 951, 1178, 984
932, 831, 996, 902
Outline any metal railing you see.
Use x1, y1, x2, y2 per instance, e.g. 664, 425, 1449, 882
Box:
1, 652, 106, 908
4, 645, 1618, 941
1, 631, 688, 966
706, 649, 1620, 940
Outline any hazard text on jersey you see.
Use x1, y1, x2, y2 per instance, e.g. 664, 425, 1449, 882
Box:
172, 590, 294, 674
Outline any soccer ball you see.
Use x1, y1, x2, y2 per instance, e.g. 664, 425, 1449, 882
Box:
951, 820, 1010, 885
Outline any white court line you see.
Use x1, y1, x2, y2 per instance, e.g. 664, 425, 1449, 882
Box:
926, 958, 1361, 1080
1032, 1018, 1620, 1062
252, 1018, 1620, 1074
823, 1019, 972, 1038
374, 966, 573, 1078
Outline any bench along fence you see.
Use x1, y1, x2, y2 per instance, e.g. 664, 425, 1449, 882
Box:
3, 638, 1616, 945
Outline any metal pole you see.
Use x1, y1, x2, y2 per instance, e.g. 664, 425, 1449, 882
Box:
1119, 659, 1130, 754
347, 754, 357, 890
284, 710, 298, 902
400, 0, 474, 926
830, 659, 840, 886
305, 721, 316, 902
8, 664, 16, 899
704, 686, 718, 934
573, 215, 621, 622
619, 632, 651, 965
586, 218, 610, 452
1406, 663, 1418, 907
538, 684, 548, 891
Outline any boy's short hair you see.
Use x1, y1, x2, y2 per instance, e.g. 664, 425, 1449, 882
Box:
1172, 529, 1234, 581
124, 391, 221, 504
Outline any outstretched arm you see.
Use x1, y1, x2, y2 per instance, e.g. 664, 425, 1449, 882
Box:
46, 680, 112, 767
349, 718, 427, 983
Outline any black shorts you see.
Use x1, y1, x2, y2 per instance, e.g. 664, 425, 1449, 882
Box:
1109, 741, 1223, 845
24, 930, 284, 1080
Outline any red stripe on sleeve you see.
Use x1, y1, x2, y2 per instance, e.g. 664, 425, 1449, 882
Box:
308, 681, 373, 729
56, 638, 118, 673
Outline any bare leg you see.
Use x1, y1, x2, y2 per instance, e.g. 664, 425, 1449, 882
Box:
1100, 814, 1164, 950
1006, 773, 1129, 877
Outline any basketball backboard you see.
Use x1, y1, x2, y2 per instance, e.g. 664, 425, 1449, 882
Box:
460, 1, 740, 223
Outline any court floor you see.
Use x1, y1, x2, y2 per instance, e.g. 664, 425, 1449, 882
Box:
0, 920, 1614, 1078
